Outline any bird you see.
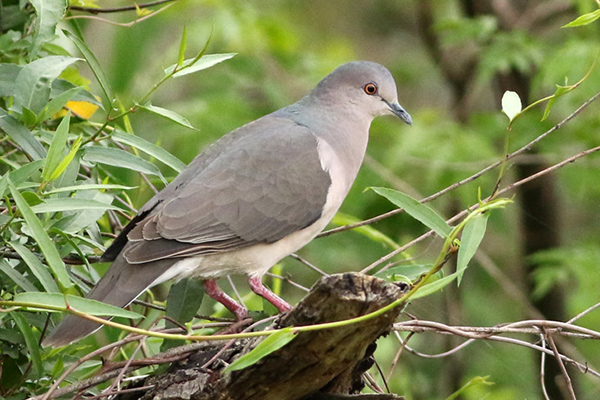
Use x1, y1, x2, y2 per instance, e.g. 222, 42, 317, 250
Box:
42, 61, 412, 347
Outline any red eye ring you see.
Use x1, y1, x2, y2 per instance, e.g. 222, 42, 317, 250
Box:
364, 83, 378, 95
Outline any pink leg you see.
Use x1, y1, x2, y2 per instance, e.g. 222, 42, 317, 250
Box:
248, 276, 292, 313
203, 279, 248, 320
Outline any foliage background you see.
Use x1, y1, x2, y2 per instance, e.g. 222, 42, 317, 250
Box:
1, 0, 600, 399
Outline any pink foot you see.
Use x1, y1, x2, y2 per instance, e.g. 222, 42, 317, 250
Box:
203, 279, 248, 320
248, 275, 292, 313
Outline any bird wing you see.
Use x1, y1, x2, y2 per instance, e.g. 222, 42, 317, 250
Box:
107, 115, 332, 264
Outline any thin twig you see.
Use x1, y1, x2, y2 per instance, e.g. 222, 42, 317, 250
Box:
65, 3, 174, 27
546, 331, 577, 400
69, 0, 176, 14
541, 332, 551, 400
566, 301, 600, 324
361, 144, 600, 274
290, 253, 330, 276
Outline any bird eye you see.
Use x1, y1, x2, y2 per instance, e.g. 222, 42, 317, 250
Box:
364, 83, 378, 95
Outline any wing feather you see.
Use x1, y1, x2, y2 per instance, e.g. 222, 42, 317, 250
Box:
111, 115, 331, 264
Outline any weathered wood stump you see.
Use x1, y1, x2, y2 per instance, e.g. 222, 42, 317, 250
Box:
118, 273, 407, 400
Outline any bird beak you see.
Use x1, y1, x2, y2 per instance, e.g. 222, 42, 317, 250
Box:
384, 100, 412, 126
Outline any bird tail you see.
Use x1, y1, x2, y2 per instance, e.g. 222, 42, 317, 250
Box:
42, 257, 174, 347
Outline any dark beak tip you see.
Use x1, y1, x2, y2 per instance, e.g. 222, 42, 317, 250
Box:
383, 99, 413, 126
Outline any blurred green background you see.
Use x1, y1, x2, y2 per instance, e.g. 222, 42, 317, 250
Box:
3, 0, 600, 398
66, 1, 600, 398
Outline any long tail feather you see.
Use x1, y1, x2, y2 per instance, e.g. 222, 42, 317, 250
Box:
42, 257, 174, 347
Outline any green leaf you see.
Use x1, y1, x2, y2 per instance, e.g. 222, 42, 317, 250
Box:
64, 30, 115, 110
369, 187, 452, 238
44, 183, 135, 194
5, 160, 45, 188
42, 113, 70, 182
411, 273, 458, 300
48, 136, 82, 182
166, 278, 204, 325
30, 197, 121, 213
332, 212, 399, 249
30, 0, 67, 58
112, 130, 186, 173
13, 292, 142, 319
501, 90, 522, 121
0, 63, 22, 97
375, 264, 434, 284
541, 84, 571, 121
51, 78, 102, 106
38, 86, 82, 122
8, 180, 73, 289
82, 146, 166, 182
140, 104, 197, 130
445, 376, 494, 400
9, 242, 60, 293
0, 259, 38, 292
0, 108, 46, 160
11, 312, 44, 379
161, 278, 204, 352
14, 56, 80, 114
562, 9, 600, 28
177, 26, 188, 67
166, 53, 237, 78
225, 328, 297, 372
456, 214, 488, 285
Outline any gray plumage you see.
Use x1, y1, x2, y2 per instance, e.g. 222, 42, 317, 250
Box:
42, 61, 412, 347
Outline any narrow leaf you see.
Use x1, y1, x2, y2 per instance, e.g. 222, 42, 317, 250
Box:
0, 259, 38, 292
112, 130, 186, 173
369, 187, 452, 238
51, 78, 102, 106
332, 212, 399, 249
31, 198, 121, 213
456, 214, 488, 285
48, 136, 82, 182
562, 9, 600, 28
9, 242, 60, 293
8, 180, 73, 289
42, 113, 70, 181
166, 53, 237, 78
0, 108, 46, 160
7, 160, 45, 187
225, 328, 297, 372
83, 146, 165, 181
375, 264, 434, 284
44, 183, 135, 194
501, 90, 522, 121
140, 104, 197, 130
13, 292, 142, 319
11, 312, 44, 379
64, 30, 115, 110
38, 86, 82, 122
541, 84, 572, 121
177, 26, 187, 67
411, 273, 458, 300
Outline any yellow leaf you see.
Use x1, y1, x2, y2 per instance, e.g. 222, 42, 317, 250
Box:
52, 97, 100, 120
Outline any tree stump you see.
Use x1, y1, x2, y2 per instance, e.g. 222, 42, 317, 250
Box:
118, 273, 407, 400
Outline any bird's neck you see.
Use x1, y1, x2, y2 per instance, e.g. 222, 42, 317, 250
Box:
289, 97, 372, 179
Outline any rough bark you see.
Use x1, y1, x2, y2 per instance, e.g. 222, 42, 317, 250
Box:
116, 273, 407, 400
